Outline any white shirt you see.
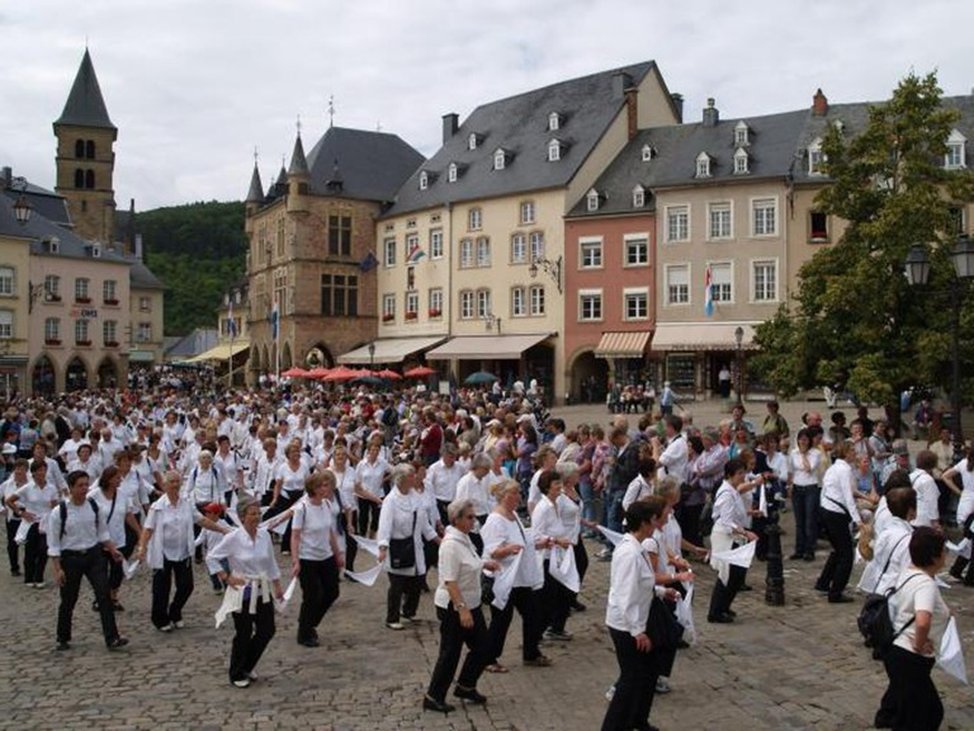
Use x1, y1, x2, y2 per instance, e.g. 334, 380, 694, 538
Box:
144, 494, 204, 568
215, 450, 242, 490
58, 438, 84, 464
530, 495, 569, 560
890, 567, 950, 656
330, 466, 356, 511
820, 460, 861, 526
46, 499, 110, 555
434, 527, 484, 609
14, 479, 58, 520
909, 469, 939, 527
557, 493, 581, 544
206, 526, 281, 581
376, 488, 437, 576
253, 453, 282, 498
186, 463, 224, 504
605, 533, 656, 637
859, 517, 912, 595
622, 475, 653, 510
291, 499, 337, 561
275, 461, 310, 497
711, 480, 747, 535
87, 486, 137, 547
456, 472, 493, 518
952, 459, 974, 526
67, 455, 102, 483
658, 434, 689, 484
481, 511, 543, 589
789, 448, 822, 485
354, 457, 389, 500
424, 459, 465, 503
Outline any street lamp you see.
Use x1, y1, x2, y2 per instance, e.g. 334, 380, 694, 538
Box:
368, 341, 375, 374
9, 176, 32, 224
904, 236, 974, 455
483, 312, 502, 334
734, 325, 744, 406
528, 254, 563, 294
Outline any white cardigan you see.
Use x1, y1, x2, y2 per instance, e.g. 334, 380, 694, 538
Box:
144, 493, 202, 569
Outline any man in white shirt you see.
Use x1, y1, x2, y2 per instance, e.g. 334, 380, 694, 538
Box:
424, 444, 465, 526
859, 487, 915, 595
652, 415, 689, 486
910, 451, 940, 528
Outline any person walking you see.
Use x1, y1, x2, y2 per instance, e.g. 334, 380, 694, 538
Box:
707, 459, 758, 623
47, 470, 128, 651
815, 441, 861, 603
6, 460, 58, 587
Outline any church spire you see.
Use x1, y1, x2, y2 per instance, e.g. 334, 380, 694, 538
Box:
54, 48, 115, 130
246, 161, 264, 203
287, 123, 309, 178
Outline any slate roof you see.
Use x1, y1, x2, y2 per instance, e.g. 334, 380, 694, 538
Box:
246, 164, 264, 203
287, 134, 310, 177
54, 49, 116, 130
127, 257, 165, 290
384, 61, 658, 216
304, 127, 425, 202
1, 183, 72, 227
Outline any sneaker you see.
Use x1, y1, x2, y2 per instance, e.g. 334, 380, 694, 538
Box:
542, 628, 573, 641
107, 637, 129, 650
232, 678, 251, 688
604, 685, 616, 701
55, 641, 71, 652
386, 622, 405, 631
156, 623, 175, 633
281, 549, 291, 556
173, 620, 185, 629
247, 671, 258, 682
399, 616, 413, 625
33, 582, 45, 589
655, 677, 671, 694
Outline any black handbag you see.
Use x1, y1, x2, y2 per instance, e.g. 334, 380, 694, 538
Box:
388, 511, 418, 570
481, 573, 495, 606
646, 596, 683, 651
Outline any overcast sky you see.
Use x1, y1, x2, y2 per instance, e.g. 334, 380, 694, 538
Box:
2, 0, 972, 211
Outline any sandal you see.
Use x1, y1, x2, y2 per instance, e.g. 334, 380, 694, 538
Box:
484, 663, 509, 674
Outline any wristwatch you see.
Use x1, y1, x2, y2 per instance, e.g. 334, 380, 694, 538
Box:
456, 602, 467, 610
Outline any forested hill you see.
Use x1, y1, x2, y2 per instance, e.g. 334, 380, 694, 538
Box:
136, 200, 246, 336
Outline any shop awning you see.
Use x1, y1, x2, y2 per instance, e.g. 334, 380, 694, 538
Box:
651, 323, 758, 352
336, 336, 446, 365
186, 340, 251, 363
128, 350, 156, 363
594, 331, 651, 359
426, 334, 552, 361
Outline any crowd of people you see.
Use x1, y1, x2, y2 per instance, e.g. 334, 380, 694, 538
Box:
0, 379, 970, 729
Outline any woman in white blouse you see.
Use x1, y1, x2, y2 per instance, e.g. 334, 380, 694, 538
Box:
481, 480, 549, 672
707, 459, 758, 623
330, 445, 358, 573
455, 454, 493, 554
601, 496, 677, 731
89, 465, 142, 611
269, 443, 311, 553
207, 496, 285, 688
423, 498, 500, 714
815, 441, 861, 603
788, 428, 823, 561
874, 527, 950, 730
135, 470, 229, 631
354, 441, 390, 539
944, 446, 974, 584
377, 464, 438, 630
290, 471, 344, 648
530, 470, 574, 642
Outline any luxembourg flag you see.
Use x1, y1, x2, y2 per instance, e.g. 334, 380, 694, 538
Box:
270, 299, 280, 341
704, 264, 715, 317
407, 241, 426, 264
227, 301, 237, 338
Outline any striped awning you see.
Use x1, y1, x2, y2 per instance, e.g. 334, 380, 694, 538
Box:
594, 331, 651, 359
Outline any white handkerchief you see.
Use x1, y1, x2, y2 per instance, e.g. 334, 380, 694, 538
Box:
489, 551, 523, 611
935, 574, 951, 589
757, 484, 768, 518
938, 617, 968, 684
275, 577, 299, 614
946, 538, 971, 555
14, 519, 31, 545
344, 563, 383, 587
597, 525, 625, 547
123, 558, 140, 580
549, 545, 580, 593
674, 582, 696, 645
351, 534, 381, 558
711, 540, 756, 569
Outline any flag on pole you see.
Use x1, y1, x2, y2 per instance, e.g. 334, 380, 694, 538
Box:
704, 264, 715, 317
407, 241, 426, 264
227, 300, 238, 338
270, 299, 280, 341
359, 251, 378, 272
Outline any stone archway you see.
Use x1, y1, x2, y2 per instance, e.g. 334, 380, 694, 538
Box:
261, 345, 269, 375
568, 349, 606, 404
97, 357, 118, 389
281, 342, 293, 370
304, 344, 334, 368
31, 355, 56, 396
65, 356, 89, 392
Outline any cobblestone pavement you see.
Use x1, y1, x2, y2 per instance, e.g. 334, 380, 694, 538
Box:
0, 399, 971, 730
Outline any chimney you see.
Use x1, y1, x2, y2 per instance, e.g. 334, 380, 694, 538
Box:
624, 88, 638, 140
442, 113, 459, 143
670, 93, 684, 123
812, 88, 829, 116
2, 166, 11, 188
612, 72, 632, 100
702, 98, 719, 127
127, 198, 137, 254
135, 233, 144, 261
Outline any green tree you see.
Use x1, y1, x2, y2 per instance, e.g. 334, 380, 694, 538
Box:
752, 72, 974, 415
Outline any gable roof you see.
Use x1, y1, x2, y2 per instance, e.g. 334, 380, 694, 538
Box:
1, 181, 72, 227
304, 127, 425, 202
54, 49, 116, 130
385, 61, 658, 216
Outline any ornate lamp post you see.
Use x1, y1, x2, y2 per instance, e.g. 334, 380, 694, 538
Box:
368, 341, 376, 374
528, 254, 563, 294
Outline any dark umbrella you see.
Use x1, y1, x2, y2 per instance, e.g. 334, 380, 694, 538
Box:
349, 375, 390, 388
464, 371, 498, 385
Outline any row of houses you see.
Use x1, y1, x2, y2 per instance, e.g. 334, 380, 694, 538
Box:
242, 60, 973, 402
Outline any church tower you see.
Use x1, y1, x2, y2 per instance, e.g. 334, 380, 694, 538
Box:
53, 49, 119, 248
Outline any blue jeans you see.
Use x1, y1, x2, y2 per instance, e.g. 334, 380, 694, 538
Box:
791, 484, 820, 557
578, 481, 597, 528
605, 490, 625, 535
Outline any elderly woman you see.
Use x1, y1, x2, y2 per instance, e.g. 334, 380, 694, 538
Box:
207, 496, 285, 688
481, 480, 549, 672
530, 470, 575, 642
423, 498, 500, 714
874, 527, 951, 730
707, 459, 758, 623
89, 465, 142, 611
455, 453, 494, 554
185, 449, 225, 508
330, 445, 358, 573
269, 442, 311, 552
377, 464, 439, 629
354, 441, 390, 539
6, 460, 58, 587
135, 470, 229, 631
290, 471, 345, 647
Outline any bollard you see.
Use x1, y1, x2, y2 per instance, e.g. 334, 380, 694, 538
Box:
764, 513, 786, 606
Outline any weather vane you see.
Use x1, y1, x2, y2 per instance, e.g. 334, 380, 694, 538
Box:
296, 114, 302, 137
253, 146, 259, 165
328, 95, 335, 128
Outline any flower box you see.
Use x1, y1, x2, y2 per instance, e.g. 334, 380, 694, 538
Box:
44, 338, 61, 346
404, 311, 418, 321
105, 341, 119, 348
76, 340, 92, 347
47, 294, 62, 303
104, 298, 120, 306
382, 314, 395, 323
75, 297, 91, 304
428, 309, 442, 318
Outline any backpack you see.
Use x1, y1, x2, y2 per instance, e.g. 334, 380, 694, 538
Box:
857, 573, 919, 660
59, 498, 100, 541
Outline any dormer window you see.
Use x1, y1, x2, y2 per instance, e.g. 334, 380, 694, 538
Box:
468, 133, 479, 151
448, 162, 458, 183
493, 148, 507, 171
548, 112, 560, 132
641, 144, 654, 162
632, 185, 645, 208
945, 129, 967, 169
832, 119, 844, 134
808, 138, 824, 175
547, 139, 562, 162
734, 121, 750, 147
89, 244, 101, 258
695, 152, 712, 178
586, 188, 600, 212
418, 171, 429, 190
733, 148, 749, 175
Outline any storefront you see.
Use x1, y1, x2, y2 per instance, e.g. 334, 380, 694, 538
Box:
651, 322, 759, 399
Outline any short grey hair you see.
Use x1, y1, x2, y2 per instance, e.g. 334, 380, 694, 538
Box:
471, 454, 491, 471
555, 461, 579, 479
447, 498, 474, 524
391, 463, 415, 488
236, 495, 259, 520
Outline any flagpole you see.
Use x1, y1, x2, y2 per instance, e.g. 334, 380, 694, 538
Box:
229, 326, 235, 389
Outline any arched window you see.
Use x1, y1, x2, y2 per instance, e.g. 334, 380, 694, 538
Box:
85, 140, 95, 159
74, 169, 85, 188
85, 169, 95, 189
74, 139, 85, 158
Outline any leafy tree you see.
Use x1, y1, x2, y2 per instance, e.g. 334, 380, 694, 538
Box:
752, 72, 974, 417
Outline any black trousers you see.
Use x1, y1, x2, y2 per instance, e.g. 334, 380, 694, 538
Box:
601, 627, 658, 731
106, 553, 124, 593
265, 491, 301, 549
676, 502, 705, 547
151, 557, 194, 628
357, 498, 380, 535
386, 573, 422, 623
486, 586, 543, 663
436, 499, 450, 529
427, 605, 489, 702
229, 598, 276, 682
574, 539, 589, 585
708, 564, 747, 619
57, 547, 119, 645
5, 517, 20, 572
341, 511, 357, 572
297, 556, 340, 641
540, 559, 573, 633
23, 523, 47, 584
817, 508, 853, 599
876, 646, 942, 731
